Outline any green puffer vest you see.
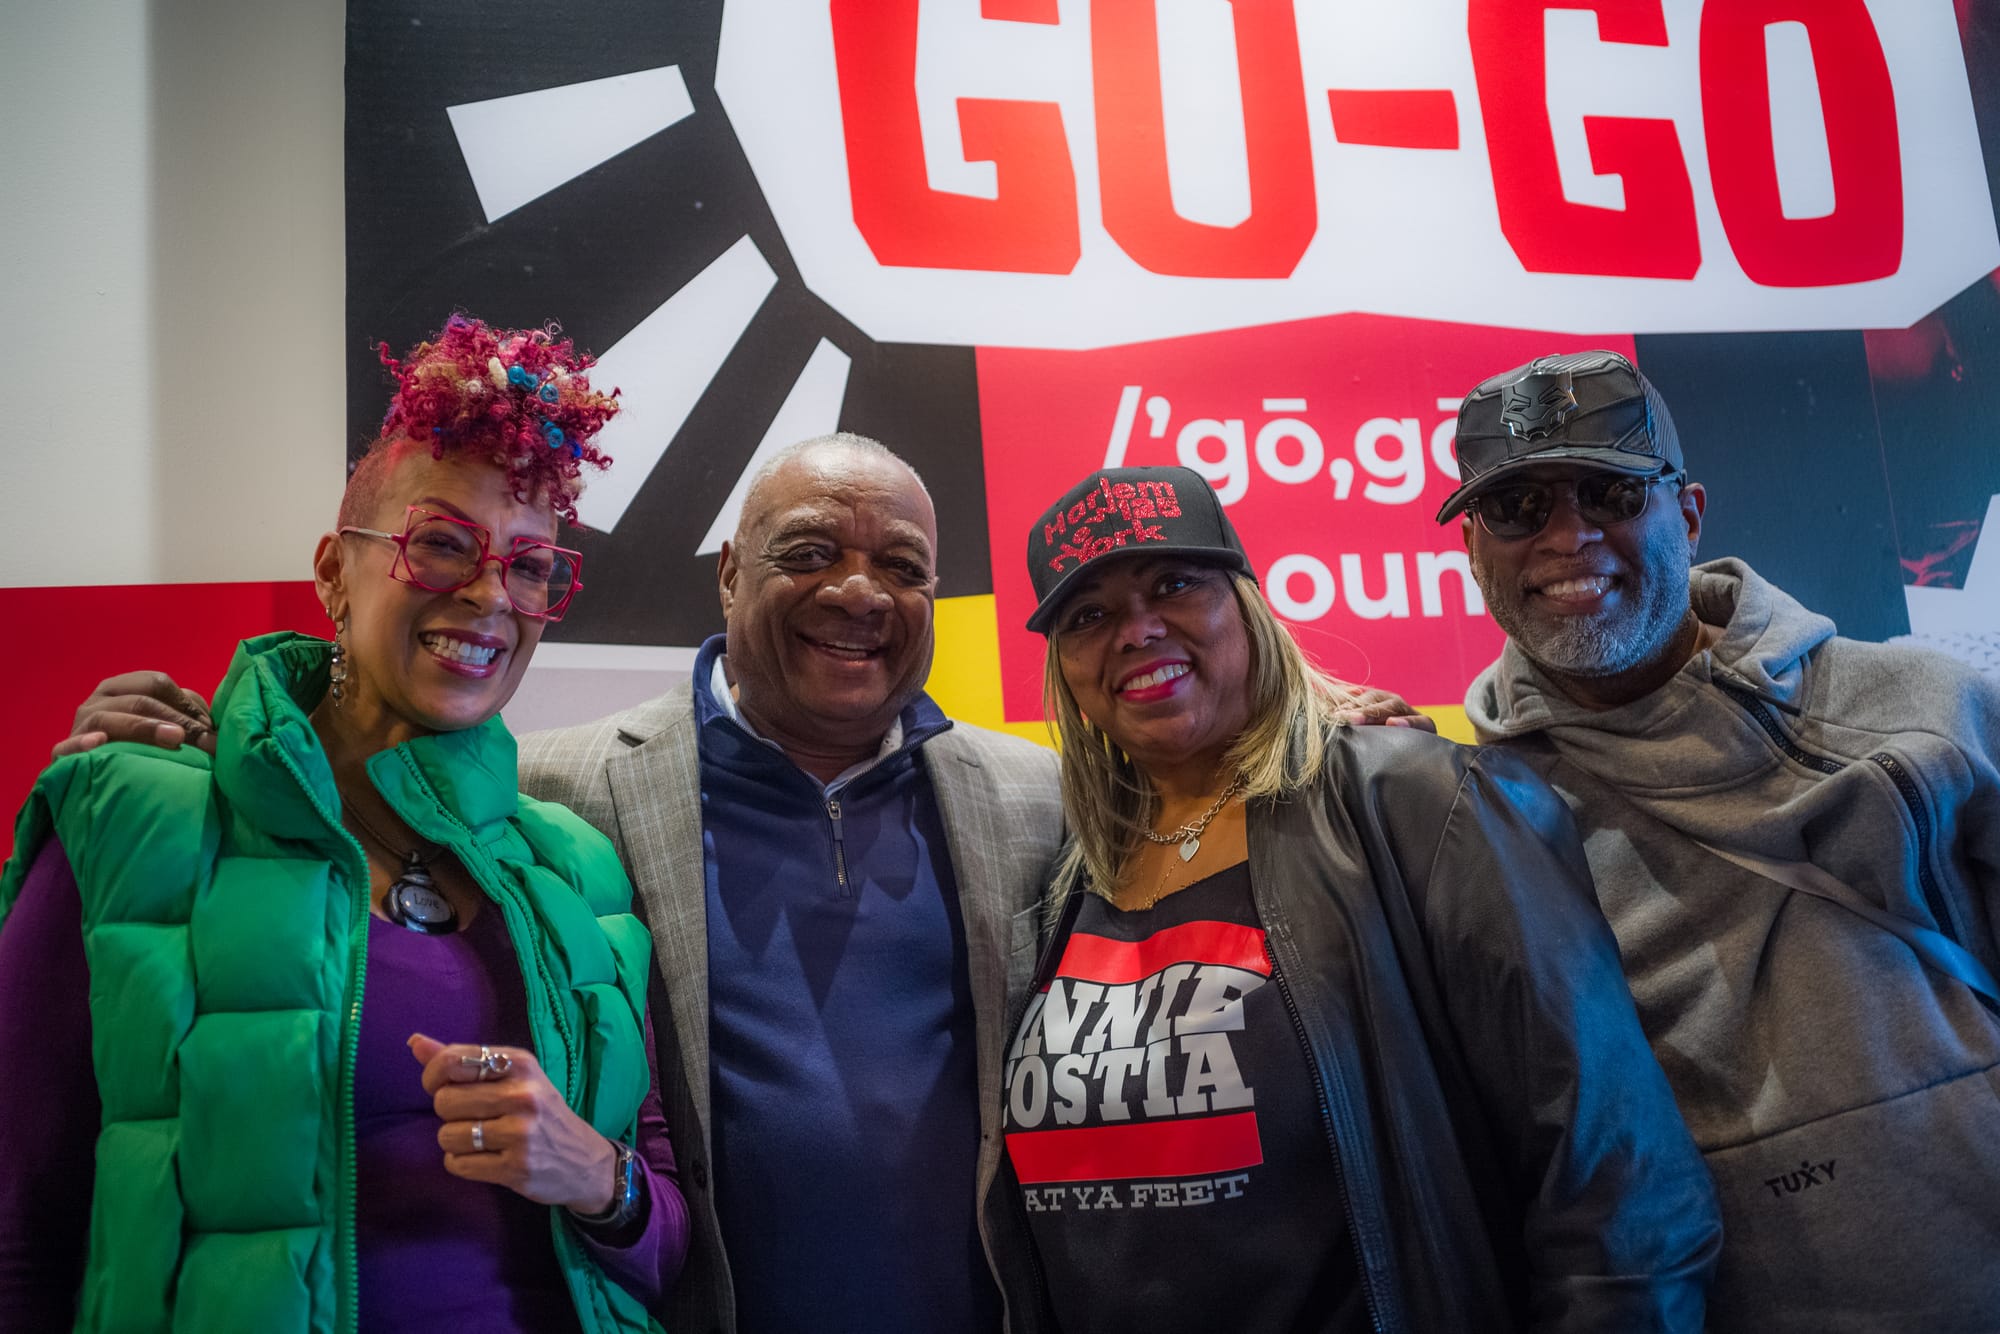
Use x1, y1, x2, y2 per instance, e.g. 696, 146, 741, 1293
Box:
0, 633, 662, 1334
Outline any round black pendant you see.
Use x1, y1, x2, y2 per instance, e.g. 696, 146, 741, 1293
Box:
383, 851, 458, 935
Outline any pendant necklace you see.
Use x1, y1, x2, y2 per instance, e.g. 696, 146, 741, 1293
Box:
1142, 772, 1247, 863
341, 793, 459, 935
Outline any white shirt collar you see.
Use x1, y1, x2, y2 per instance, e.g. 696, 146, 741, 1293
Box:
707, 654, 904, 792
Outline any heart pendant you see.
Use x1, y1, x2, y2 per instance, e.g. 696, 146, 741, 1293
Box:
1179, 838, 1199, 863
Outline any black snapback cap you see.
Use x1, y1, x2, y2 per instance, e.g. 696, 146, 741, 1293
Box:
1436, 349, 1683, 523
1024, 466, 1251, 634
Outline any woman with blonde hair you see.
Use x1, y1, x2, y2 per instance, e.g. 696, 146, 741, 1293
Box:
987, 465, 1719, 1333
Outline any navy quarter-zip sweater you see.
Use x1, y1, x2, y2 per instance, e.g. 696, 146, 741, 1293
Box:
691, 637, 998, 1333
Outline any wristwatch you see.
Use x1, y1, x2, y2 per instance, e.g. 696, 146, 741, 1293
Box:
569, 1140, 644, 1233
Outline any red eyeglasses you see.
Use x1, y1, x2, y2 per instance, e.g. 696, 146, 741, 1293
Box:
339, 507, 585, 622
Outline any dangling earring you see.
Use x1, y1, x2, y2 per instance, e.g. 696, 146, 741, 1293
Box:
329, 615, 349, 707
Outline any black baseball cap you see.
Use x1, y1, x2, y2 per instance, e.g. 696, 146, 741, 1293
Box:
1435, 350, 1683, 523
1024, 466, 1251, 634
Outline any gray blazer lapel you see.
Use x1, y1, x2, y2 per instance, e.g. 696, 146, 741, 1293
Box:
605, 689, 713, 1136
927, 726, 1062, 1334
927, 737, 1029, 1126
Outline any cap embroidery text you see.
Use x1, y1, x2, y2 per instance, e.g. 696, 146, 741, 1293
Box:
1043, 477, 1182, 572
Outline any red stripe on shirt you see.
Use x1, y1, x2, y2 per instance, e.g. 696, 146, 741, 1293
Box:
1051, 920, 1270, 987
1007, 1111, 1264, 1183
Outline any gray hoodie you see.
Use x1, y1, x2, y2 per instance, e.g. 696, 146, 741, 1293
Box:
1466, 557, 2000, 1333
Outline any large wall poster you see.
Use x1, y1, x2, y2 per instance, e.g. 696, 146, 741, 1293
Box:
7, 2, 1997, 860
345, 0, 1999, 741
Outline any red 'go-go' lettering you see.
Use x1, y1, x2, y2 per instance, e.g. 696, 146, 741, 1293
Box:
833, 0, 1902, 288
1699, 0, 1902, 287
1471, 0, 1701, 280
1469, 0, 1901, 284
1092, 0, 1317, 278
830, 0, 1081, 274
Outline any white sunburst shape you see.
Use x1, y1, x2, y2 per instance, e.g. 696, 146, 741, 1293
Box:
440, 59, 862, 722
697, 338, 853, 555
448, 70, 842, 540
575, 234, 781, 533
448, 65, 696, 222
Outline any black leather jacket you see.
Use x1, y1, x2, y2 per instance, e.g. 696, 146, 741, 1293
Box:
986, 726, 1720, 1333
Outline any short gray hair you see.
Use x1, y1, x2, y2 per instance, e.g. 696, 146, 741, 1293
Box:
743, 432, 928, 500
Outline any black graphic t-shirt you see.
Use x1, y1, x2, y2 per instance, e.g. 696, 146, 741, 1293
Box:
1003, 863, 1366, 1334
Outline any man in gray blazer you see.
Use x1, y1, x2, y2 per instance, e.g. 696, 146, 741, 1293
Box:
515, 434, 1061, 1334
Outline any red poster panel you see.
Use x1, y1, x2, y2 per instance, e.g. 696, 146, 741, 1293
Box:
0, 582, 326, 859
979, 316, 1635, 718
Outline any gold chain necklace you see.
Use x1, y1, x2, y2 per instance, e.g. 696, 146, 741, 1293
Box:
1121, 775, 1248, 911
1140, 773, 1246, 863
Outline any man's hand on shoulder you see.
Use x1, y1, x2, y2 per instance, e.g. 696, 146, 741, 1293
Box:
1339, 687, 1438, 733
58, 672, 218, 760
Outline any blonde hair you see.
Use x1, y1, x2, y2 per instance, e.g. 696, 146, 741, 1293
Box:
1041, 573, 1362, 910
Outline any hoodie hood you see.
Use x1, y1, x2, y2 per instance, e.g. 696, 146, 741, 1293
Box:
1465, 558, 1838, 753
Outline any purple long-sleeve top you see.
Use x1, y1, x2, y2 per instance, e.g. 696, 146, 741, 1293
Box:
0, 839, 688, 1332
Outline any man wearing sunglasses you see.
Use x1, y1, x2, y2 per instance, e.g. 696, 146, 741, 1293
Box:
1441, 349, 2000, 1333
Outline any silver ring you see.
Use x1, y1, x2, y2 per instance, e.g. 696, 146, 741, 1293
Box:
471, 1120, 486, 1152
456, 1045, 514, 1081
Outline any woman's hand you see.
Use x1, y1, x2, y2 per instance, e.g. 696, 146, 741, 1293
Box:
1339, 687, 1438, 733
408, 1033, 618, 1214
56, 671, 218, 759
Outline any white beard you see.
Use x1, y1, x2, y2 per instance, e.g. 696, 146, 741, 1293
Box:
1476, 520, 1694, 681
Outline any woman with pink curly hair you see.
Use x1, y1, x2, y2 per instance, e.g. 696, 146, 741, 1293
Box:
0, 316, 686, 1333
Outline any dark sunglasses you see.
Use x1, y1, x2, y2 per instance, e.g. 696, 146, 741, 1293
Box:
1470, 470, 1684, 540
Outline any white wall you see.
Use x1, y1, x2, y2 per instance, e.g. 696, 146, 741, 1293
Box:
0, 0, 347, 589
0, 5, 696, 730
